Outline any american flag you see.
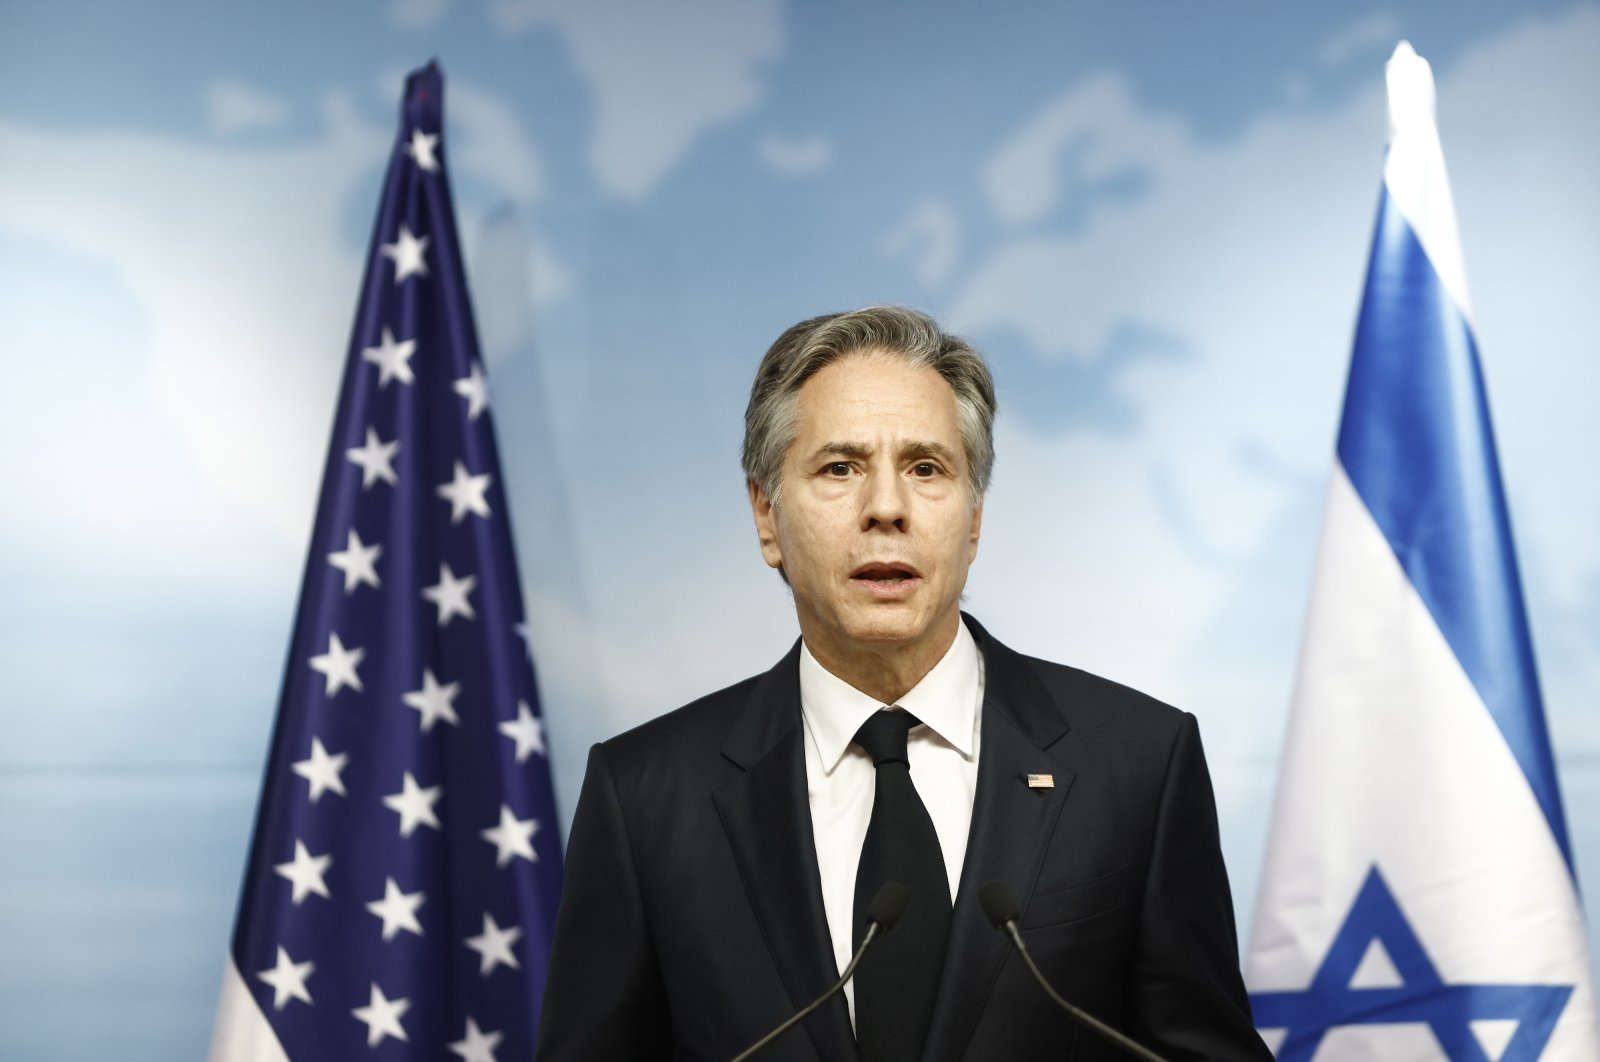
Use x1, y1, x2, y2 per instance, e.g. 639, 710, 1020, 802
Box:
209, 61, 563, 1062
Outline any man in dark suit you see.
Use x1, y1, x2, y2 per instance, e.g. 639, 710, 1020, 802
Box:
535, 307, 1269, 1061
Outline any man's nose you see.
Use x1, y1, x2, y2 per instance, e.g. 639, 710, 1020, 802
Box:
860, 467, 909, 530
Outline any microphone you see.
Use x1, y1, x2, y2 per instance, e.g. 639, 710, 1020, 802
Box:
978, 881, 1171, 1062
729, 882, 909, 1062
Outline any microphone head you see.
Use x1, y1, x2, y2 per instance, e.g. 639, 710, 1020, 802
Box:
978, 880, 1021, 928
866, 881, 910, 931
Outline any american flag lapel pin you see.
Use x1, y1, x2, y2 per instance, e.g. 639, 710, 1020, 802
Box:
1027, 773, 1054, 789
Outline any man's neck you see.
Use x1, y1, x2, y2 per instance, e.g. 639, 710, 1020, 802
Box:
802, 618, 961, 705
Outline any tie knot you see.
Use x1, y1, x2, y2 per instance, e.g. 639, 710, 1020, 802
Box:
854, 709, 920, 767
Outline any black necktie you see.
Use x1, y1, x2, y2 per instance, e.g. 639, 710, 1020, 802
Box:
852, 709, 951, 1062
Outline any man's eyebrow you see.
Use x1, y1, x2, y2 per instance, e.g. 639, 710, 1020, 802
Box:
901, 441, 959, 464
807, 441, 873, 461
802, 441, 961, 465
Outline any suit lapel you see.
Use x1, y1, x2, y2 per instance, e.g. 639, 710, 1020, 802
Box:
712, 642, 860, 1062
922, 618, 1077, 1062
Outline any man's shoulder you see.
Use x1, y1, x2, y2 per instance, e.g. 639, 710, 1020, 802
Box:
972, 616, 1190, 738
1027, 653, 1181, 718
603, 671, 762, 757
595, 640, 803, 784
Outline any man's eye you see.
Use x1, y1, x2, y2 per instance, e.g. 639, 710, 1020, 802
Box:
825, 462, 851, 476
912, 462, 937, 477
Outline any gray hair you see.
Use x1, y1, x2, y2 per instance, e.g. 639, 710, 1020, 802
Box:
741, 306, 997, 506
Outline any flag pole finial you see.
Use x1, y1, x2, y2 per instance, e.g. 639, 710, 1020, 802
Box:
1385, 40, 1436, 142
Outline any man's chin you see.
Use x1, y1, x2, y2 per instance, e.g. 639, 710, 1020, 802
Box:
839, 607, 949, 653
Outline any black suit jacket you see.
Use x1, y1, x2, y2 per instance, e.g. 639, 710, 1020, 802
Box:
535, 617, 1269, 1061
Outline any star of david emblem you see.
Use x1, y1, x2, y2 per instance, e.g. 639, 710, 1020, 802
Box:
1250, 867, 1572, 1061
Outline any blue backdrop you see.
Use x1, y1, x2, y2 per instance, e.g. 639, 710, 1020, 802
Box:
2, 2, 1598, 1058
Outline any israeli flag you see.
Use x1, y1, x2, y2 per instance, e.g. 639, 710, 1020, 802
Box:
1244, 43, 1600, 1060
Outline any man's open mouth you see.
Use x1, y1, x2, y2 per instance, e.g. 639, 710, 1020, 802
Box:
851, 564, 920, 585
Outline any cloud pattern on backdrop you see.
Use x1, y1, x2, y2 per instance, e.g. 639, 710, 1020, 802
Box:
1, 5, 1599, 1059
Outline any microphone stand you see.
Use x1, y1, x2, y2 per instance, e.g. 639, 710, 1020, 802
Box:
730, 881, 907, 1062
982, 881, 1170, 1062
729, 922, 882, 1062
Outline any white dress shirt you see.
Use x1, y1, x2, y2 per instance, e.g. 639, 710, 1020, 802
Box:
798, 618, 985, 1021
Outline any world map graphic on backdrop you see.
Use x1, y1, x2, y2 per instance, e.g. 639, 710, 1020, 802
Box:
0, 3, 1598, 1059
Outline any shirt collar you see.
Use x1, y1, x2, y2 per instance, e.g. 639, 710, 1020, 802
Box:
799, 618, 981, 775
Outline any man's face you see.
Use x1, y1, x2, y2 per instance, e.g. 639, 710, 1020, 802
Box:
751, 350, 982, 669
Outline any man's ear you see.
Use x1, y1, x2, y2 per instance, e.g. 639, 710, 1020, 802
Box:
967, 500, 983, 563
749, 480, 784, 570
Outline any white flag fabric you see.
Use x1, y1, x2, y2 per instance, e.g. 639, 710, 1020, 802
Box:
1244, 42, 1600, 1060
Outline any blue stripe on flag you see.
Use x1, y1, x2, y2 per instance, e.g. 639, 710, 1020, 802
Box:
1335, 187, 1572, 869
